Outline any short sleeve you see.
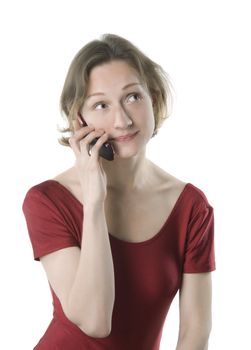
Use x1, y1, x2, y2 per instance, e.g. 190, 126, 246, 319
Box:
22, 188, 79, 261
183, 202, 216, 273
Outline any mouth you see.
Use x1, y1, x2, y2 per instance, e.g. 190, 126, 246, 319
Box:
112, 131, 139, 142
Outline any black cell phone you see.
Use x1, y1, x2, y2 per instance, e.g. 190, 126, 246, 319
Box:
77, 113, 114, 161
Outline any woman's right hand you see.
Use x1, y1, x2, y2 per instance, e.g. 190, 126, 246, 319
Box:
69, 117, 110, 206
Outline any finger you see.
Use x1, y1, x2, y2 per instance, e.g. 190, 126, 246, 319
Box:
91, 133, 110, 161
70, 125, 95, 153
73, 124, 95, 140
69, 134, 81, 155
79, 129, 105, 153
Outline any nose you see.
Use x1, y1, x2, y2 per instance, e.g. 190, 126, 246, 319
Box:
113, 104, 133, 129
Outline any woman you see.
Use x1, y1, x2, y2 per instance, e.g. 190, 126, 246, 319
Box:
22, 33, 216, 350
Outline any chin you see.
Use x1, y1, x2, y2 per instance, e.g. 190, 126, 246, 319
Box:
113, 151, 135, 159
112, 146, 145, 160
109, 133, 149, 159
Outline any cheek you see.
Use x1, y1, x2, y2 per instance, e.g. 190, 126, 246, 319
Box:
140, 105, 155, 129
80, 107, 101, 128
146, 116, 155, 137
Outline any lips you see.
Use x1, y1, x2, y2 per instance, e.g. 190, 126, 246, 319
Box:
113, 131, 138, 141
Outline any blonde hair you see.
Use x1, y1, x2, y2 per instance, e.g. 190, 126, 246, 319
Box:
58, 33, 173, 146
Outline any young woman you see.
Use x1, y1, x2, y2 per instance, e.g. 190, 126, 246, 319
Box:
22, 33, 216, 350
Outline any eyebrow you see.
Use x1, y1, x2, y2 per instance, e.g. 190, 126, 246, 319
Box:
86, 82, 142, 100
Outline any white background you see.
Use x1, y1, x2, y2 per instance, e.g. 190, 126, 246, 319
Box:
1, 0, 250, 349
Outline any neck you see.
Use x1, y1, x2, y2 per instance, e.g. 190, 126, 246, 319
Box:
101, 149, 153, 194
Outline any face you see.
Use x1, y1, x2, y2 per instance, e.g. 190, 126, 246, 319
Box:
80, 60, 155, 158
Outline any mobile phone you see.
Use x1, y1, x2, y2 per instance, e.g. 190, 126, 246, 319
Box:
77, 113, 114, 161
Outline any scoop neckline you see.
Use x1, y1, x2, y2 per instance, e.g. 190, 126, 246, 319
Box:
47, 179, 191, 246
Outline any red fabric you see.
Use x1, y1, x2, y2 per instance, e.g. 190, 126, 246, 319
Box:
22, 180, 216, 350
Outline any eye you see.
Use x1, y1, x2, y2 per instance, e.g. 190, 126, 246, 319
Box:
92, 93, 142, 111
93, 102, 107, 110
127, 93, 142, 103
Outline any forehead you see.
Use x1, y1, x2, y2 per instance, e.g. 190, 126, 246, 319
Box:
87, 60, 142, 92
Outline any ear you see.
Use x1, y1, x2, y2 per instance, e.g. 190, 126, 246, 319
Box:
77, 112, 88, 127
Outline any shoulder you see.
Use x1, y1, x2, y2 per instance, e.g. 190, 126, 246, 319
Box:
22, 167, 82, 215
22, 181, 58, 217
151, 162, 187, 199
151, 162, 212, 209
24, 167, 75, 199
23, 180, 57, 201
51, 166, 75, 184
51, 166, 79, 193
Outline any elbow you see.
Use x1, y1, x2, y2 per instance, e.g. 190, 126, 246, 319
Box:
67, 314, 112, 338
87, 326, 112, 338
179, 317, 212, 338
76, 320, 112, 338
63, 294, 114, 338
66, 312, 112, 338
64, 306, 113, 338
178, 323, 212, 346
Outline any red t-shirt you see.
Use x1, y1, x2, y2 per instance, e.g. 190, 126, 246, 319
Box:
22, 180, 216, 350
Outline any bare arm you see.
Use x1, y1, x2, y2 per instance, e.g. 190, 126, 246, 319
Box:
40, 119, 116, 337
175, 273, 213, 350
40, 202, 115, 338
